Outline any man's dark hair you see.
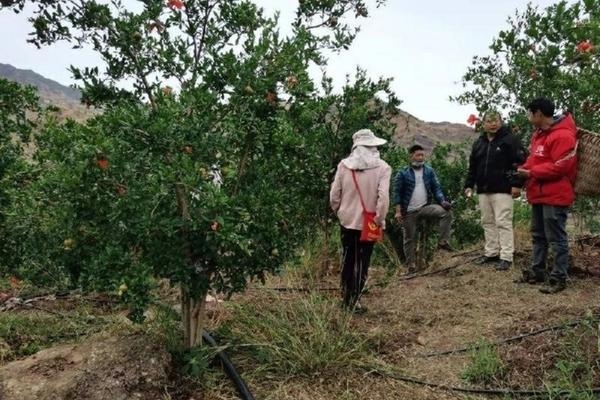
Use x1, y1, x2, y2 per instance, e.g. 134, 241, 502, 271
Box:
527, 97, 555, 117
409, 144, 424, 154
483, 110, 501, 121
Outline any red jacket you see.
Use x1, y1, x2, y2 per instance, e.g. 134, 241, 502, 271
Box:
521, 113, 578, 206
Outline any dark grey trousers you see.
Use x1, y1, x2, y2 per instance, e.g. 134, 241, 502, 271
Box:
403, 204, 452, 267
530, 204, 569, 282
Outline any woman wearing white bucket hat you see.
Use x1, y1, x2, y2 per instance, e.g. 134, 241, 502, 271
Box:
330, 129, 392, 313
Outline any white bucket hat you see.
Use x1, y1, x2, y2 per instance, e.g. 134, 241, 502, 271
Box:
352, 129, 387, 149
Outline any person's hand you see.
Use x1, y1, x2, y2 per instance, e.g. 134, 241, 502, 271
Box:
511, 187, 522, 199
441, 201, 452, 211
464, 188, 473, 198
394, 210, 403, 224
517, 168, 530, 178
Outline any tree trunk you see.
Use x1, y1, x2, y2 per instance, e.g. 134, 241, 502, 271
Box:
175, 182, 207, 349
181, 287, 207, 349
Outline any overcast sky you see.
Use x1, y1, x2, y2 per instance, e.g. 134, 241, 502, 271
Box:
0, 0, 561, 123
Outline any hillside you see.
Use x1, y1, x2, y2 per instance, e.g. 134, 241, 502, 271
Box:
0, 63, 90, 121
0, 63, 80, 104
392, 109, 475, 150
0, 63, 474, 146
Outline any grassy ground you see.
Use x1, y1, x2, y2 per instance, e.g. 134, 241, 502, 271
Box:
1, 225, 599, 399
197, 226, 600, 399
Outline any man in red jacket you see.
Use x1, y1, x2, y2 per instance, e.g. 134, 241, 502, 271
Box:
516, 98, 577, 294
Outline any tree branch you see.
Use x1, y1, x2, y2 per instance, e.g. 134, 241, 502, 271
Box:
189, 0, 221, 88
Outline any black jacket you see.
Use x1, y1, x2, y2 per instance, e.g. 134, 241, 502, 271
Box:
465, 126, 527, 194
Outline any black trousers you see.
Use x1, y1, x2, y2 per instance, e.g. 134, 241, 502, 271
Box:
340, 226, 375, 307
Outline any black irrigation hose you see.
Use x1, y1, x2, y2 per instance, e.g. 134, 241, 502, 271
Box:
6, 290, 118, 305
398, 256, 481, 281
365, 366, 600, 397
253, 286, 339, 292
253, 255, 482, 292
451, 249, 480, 258
418, 318, 588, 358
23, 289, 88, 301
416, 319, 585, 357
202, 330, 255, 400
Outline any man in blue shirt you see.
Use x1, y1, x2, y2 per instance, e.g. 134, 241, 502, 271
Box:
394, 145, 453, 273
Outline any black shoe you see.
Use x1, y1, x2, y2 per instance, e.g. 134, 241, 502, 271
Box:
539, 280, 566, 294
495, 260, 512, 271
438, 242, 455, 252
513, 270, 545, 284
475, 255, 500, 265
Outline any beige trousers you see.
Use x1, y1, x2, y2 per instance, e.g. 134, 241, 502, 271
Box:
479, 193, 514, 262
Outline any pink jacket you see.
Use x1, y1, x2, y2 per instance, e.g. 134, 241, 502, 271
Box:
329, 160, 392, 230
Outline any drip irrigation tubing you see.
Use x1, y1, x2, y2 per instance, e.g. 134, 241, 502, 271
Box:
252, 254, 482, 292
202, 330, 255, 400
451, 248, 480, 258
398, 255, 481, 281
364, 366, 600, 397
251, 286, 339, 292
417, 318, 592, 357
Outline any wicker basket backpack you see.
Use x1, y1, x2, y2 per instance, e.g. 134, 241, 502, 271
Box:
574, 128, 600, 196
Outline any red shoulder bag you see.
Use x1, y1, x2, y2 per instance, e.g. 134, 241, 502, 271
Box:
351, 170, 383, 242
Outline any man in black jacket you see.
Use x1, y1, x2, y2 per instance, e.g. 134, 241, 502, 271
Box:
465, 111, 527, 271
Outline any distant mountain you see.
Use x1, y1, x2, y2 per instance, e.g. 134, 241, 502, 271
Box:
0, 63, 81, 104
391, 109, 475, 150
0, 63, 92, 121
0, 63, 475, 146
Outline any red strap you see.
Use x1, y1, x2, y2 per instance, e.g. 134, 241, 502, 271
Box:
351, 170, 368, 213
